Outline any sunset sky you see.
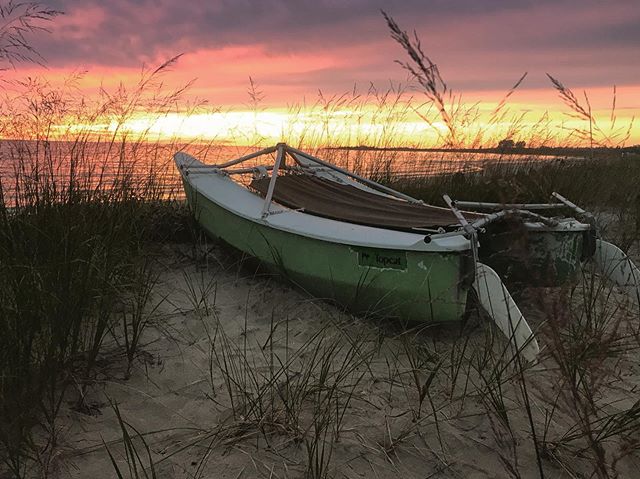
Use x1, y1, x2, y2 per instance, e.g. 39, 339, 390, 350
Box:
6, 0, 640, 146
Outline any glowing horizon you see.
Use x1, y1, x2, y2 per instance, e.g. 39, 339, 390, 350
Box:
5, 83, 636, 148
2, 1, 639, 148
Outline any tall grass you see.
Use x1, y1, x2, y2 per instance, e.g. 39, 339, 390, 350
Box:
547, 75, 636, 152
104, 401, 158, 479
0, 55, 194, 475
0, 1, 61, 69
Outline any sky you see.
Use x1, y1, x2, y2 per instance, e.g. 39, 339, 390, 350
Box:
5, 0, 640, 146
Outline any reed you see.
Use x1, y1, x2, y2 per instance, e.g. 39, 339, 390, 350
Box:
0, 1, 61, 69
104, 401, 158, 479
0, 53, 193, 475
204, 305, 375, 476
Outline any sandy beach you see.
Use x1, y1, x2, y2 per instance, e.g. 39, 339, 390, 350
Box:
36, 237, 638, 479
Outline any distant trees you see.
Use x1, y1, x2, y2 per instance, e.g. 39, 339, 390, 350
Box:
497, 138, 526, 151
497, 138, 514, 150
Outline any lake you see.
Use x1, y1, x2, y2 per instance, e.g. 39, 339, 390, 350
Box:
0, 140, 582, 206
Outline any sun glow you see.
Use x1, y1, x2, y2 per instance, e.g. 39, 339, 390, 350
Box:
50, 108, 439, 146
3, 54, 638, 148
50, 99, 639, 149
5, 80, 636, 148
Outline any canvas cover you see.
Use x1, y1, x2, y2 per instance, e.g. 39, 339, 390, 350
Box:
250, 174, 483, 231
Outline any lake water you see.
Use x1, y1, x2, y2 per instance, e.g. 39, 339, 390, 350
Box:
0, 140, 578, 206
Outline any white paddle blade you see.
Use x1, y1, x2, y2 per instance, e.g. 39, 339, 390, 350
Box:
473, 263, 540, 362
593, 239, 640, 306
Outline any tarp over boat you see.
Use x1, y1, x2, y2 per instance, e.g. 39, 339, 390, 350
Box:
250, 174, 484, 231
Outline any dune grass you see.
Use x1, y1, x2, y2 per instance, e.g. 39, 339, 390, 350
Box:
0, 56, 195, 476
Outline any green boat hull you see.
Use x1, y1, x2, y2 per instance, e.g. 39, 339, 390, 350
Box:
184, 182, 472, 323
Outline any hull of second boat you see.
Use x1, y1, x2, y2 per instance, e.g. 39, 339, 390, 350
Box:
479, 225, 592, 286
184, 182, 472, 323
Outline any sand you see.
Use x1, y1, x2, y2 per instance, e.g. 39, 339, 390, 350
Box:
42, 240, 640, 478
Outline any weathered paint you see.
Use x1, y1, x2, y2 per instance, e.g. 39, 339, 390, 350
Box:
183, 180, 472, 322
479, 225, 585, 286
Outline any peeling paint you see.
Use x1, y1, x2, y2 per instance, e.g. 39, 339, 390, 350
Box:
417, 260, 433, 273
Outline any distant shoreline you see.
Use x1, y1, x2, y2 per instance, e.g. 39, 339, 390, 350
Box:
327, 145, 640, 159
1, 138, 638, 159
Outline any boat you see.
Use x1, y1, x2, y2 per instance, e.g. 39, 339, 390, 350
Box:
174, 143, 640, 362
